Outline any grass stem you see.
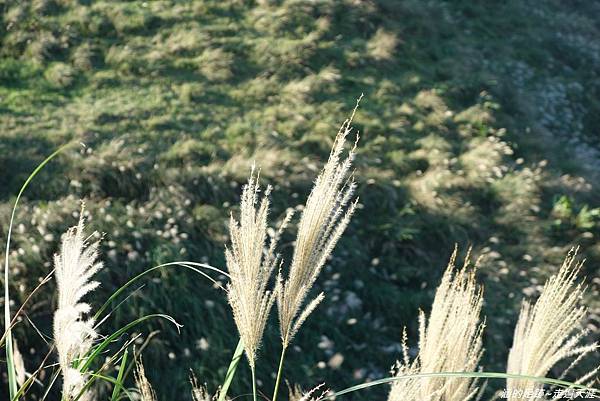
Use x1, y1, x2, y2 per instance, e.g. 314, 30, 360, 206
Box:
251, 365, 257, 401
217, 339, 244, 401
271, 346, 287, 401
3, 143, 75, 401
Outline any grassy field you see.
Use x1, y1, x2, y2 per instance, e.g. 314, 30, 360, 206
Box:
1, 0, 600, 400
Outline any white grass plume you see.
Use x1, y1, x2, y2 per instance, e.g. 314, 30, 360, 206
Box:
388, 248, 485, 401
53, 207, 103, 401
191, 372, 213, 401
277, 107, 359, 349
506, 249, 599, 401
226, 169, 283, 368
288, 383, 327, 401
135, 357, 157, 401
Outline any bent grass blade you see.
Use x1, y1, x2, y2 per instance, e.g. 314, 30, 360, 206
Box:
3, 143, 76, 400
324, 371, 600, 400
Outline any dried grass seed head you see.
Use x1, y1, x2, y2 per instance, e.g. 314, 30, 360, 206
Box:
506, 248, 599, 401
226, 169, 279, 368
135, 357, 157, 401
53, 206, 103, 401
277, 106, 360, 348
388, 248, 485, 401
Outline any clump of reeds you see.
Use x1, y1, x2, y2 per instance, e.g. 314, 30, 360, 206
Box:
53, 207, 103, 401
506, 249, 599, 400
388, 248, 485, 401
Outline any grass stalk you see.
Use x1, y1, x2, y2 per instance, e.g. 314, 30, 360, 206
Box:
324, 371, 600, 400
3, 143, 75, 400
94, 261, 227, 320
80, 314, 180, 372
271, 346, 287, 401
110, 347, 129, 401
217, 339, 244, 401
251, 365, 257, 401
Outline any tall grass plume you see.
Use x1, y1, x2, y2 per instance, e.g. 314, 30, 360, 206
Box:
506, 249, 599, 400
388, 248, 485, 401
225, 169, 282, 369
53, 206, 103, 401
276, 110, 359, 350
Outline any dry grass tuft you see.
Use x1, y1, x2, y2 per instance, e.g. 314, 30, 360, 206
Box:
53, 206, 103, 401
367, 28, 398, 61
506, 249, 599, 401
388, 248, 485, 401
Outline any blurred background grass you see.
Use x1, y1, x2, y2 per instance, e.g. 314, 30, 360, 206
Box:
1, 0, 600, 400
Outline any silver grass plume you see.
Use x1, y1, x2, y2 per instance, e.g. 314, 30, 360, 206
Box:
277, 107, 359, 349
135, 357, 157, 401
226, 169, 286, 368
191, 372, 213, 401
288, 383, 327, 401
53, 207, 103, 401
388, 248, 485, 401
506, 249, 599, 401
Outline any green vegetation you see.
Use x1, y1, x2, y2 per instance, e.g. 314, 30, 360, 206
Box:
1, 0, 599, 400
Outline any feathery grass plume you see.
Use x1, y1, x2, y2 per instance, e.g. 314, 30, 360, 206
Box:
288, 383, 327, 401
506, 249, 599, 401
191, 372, 213, 401
388, 248, 485, 401
225, 168, 284, 369
53, 206, 103, 401
276, 106, 359, 349
288, 383, 305, 401
135, 357, 157, 401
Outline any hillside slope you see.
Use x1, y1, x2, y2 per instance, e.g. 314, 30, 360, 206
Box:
1, 1, 600, 400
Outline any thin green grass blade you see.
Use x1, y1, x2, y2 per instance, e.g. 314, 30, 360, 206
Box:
110, 347, 129, 401
94, 261, 227, 320
324, 371, 600, 399
217, 339, 245, 401
40, 368, 61, 401
89, 373, 136, 401
80, 313, 180, 372
3, 143, 75, 400
72, 315, 179, 401
0, 270, 54, 348
75, 336, 139, 401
